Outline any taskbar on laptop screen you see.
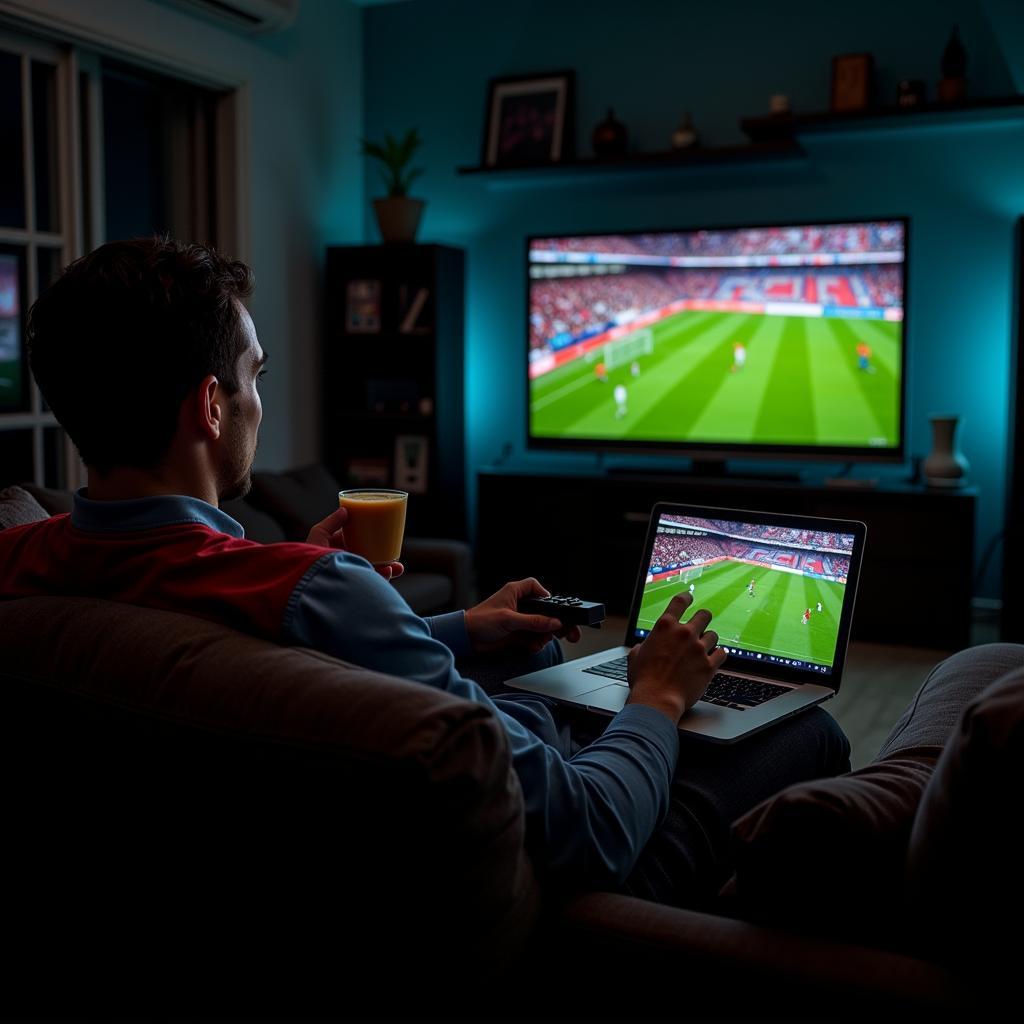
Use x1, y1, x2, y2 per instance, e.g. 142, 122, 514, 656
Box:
634, 514, 856, 677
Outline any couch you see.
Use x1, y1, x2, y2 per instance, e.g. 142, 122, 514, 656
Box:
0, 487, 1018, 1019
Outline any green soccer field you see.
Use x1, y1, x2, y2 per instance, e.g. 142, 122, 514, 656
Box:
638, 560, 846, 667
530, 310, 901, 447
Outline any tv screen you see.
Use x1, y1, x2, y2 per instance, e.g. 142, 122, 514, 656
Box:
527, 218, 907, 461
635, 511, 856, 676
0, 250, 23, 410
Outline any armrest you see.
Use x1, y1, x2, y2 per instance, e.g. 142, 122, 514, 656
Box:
402, 537, 473, 611
543, 891, 966, 1013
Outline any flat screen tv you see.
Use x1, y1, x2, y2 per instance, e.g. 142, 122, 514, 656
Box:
527, 217, 907, 465
0, 248, 24, 411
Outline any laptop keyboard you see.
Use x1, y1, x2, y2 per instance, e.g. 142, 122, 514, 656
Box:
582, 657, 790, 711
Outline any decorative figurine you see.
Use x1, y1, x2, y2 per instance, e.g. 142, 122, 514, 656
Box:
592, 108, 628, 158
671, 112, 698, 149
938, 25, 967, 103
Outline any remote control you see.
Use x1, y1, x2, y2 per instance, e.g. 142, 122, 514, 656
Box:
517, 594, 606, 627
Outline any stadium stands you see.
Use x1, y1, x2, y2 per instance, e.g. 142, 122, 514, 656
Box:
529, 266, 903, 352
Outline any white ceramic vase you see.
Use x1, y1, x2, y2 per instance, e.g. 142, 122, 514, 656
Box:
922, 414, 969, 488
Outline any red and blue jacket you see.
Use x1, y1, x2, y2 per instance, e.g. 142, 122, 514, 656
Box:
0, 490, 678, 887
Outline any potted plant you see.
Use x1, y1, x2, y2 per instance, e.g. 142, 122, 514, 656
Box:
361, 127, 425, 244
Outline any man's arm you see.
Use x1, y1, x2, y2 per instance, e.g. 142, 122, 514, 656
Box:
282, 554, 721, 888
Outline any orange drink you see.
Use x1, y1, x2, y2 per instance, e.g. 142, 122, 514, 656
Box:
337, 489, 408, 565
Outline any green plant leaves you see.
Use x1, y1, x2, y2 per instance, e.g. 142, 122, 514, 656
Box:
360, 127, 424, 198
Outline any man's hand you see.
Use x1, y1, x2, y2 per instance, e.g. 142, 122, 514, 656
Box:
465, 577, 582, 654
305, 507, 405, 582
626, 592, 726, 724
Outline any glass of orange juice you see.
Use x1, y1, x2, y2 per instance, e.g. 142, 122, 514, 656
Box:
337, 489, 408, 565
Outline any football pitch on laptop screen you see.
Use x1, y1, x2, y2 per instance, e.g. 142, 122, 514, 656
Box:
636, 514, 856, 672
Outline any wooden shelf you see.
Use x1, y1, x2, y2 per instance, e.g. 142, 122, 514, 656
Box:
741, 94, 1024, 140
456, 140, 804, 182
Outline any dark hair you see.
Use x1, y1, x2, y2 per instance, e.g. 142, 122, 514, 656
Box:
27, 236, 255, 474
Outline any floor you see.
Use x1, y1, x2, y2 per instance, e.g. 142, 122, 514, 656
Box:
559, 614, 1000, 769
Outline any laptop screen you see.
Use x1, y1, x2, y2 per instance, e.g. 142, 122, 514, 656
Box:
633, 511, 858, 677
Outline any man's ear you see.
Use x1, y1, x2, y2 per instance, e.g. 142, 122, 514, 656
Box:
199, 374, 222, 441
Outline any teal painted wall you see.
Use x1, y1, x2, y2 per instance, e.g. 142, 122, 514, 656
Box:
363, 0, 1024, 598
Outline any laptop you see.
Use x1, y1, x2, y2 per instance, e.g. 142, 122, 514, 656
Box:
505, 502, 866, 742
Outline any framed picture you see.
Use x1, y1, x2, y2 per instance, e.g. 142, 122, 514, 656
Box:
345, 279, 381, 334
831, 53, 874, 113
394, 434, 429, 494
483, 70, 574, 167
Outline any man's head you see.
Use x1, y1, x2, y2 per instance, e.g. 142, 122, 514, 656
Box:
28, 236, 265, 501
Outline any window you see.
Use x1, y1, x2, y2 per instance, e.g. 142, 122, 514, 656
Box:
0, 27, 232, 490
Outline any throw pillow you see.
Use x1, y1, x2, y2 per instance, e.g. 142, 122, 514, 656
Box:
730, 756, 935, 942
904, 667, 1024, 974
0, 485, 50, 530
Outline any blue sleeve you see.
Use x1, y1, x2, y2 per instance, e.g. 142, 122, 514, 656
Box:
282, 552, 680, 887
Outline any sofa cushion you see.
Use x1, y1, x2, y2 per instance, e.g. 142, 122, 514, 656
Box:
393, 569, 453, 612
904, 667, 1024, 977
220, 496, 287, 543
0, 485, 49, 529
729, 756, 933, 942
17, 480, 72, 515
728, 644, 1014, 942
0, 595, 539, 1011
249, 463, 342, 541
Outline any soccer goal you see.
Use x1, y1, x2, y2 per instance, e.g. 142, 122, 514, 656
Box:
681, 564, 704, 585
604, 327, 654, 371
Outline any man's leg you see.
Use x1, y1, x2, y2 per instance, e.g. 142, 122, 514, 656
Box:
622, 707, 850, 907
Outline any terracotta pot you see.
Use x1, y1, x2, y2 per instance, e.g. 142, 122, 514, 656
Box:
372, 197, 424, 244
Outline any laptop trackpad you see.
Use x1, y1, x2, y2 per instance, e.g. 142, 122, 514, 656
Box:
577, 682, 629, 714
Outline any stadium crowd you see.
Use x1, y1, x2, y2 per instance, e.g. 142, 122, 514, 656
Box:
661, 517, 853, 552
651, 534, 726, 567
531, 267, 902, 351
531, 223, 903, 261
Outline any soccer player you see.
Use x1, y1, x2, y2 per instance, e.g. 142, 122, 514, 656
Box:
817, 601, 823, 613
594, 361, 608, 383
747, 578, 756, 597
856, 341, 874, 373
731, 342, 746, 373
689, 583, 695, 595
802, 608, 811, 626
613, 383, 628, 419
630, 360, 641, 378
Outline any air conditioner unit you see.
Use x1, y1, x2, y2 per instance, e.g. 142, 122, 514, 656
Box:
162, 0, 299, 34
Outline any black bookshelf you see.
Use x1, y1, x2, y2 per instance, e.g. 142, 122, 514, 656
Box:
323, 244, 465, 539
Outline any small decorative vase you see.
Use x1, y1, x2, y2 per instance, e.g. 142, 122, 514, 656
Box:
373, 196, 424, 244
923, 415, 969, 488
938, 24, 967, 103
592, 108, 627, 158
671, 112, 698, 150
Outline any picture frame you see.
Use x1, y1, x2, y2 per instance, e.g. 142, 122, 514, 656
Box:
393, 434, 429, 494
482, 70, 574, 167
345, 279, 381, 334
831, 53, 874, 113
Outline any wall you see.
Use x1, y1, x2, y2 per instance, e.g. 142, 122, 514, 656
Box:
364, 0, 1024, 598
0, 0, 365, 471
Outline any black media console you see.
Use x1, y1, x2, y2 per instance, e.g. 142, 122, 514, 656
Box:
476, 469, 976, 650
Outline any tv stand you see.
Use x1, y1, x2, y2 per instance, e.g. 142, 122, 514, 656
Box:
477, 467, 976, 649
607, 459, 803, 484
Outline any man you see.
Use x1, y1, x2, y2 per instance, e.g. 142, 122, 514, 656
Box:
803, 608, 812, 626
731, 341, 746, 373
856, 340, 873, 372
0, 238, 850, 905
613, 382, 628, 418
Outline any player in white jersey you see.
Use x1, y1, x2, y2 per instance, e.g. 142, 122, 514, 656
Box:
614, 384, 628, 418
